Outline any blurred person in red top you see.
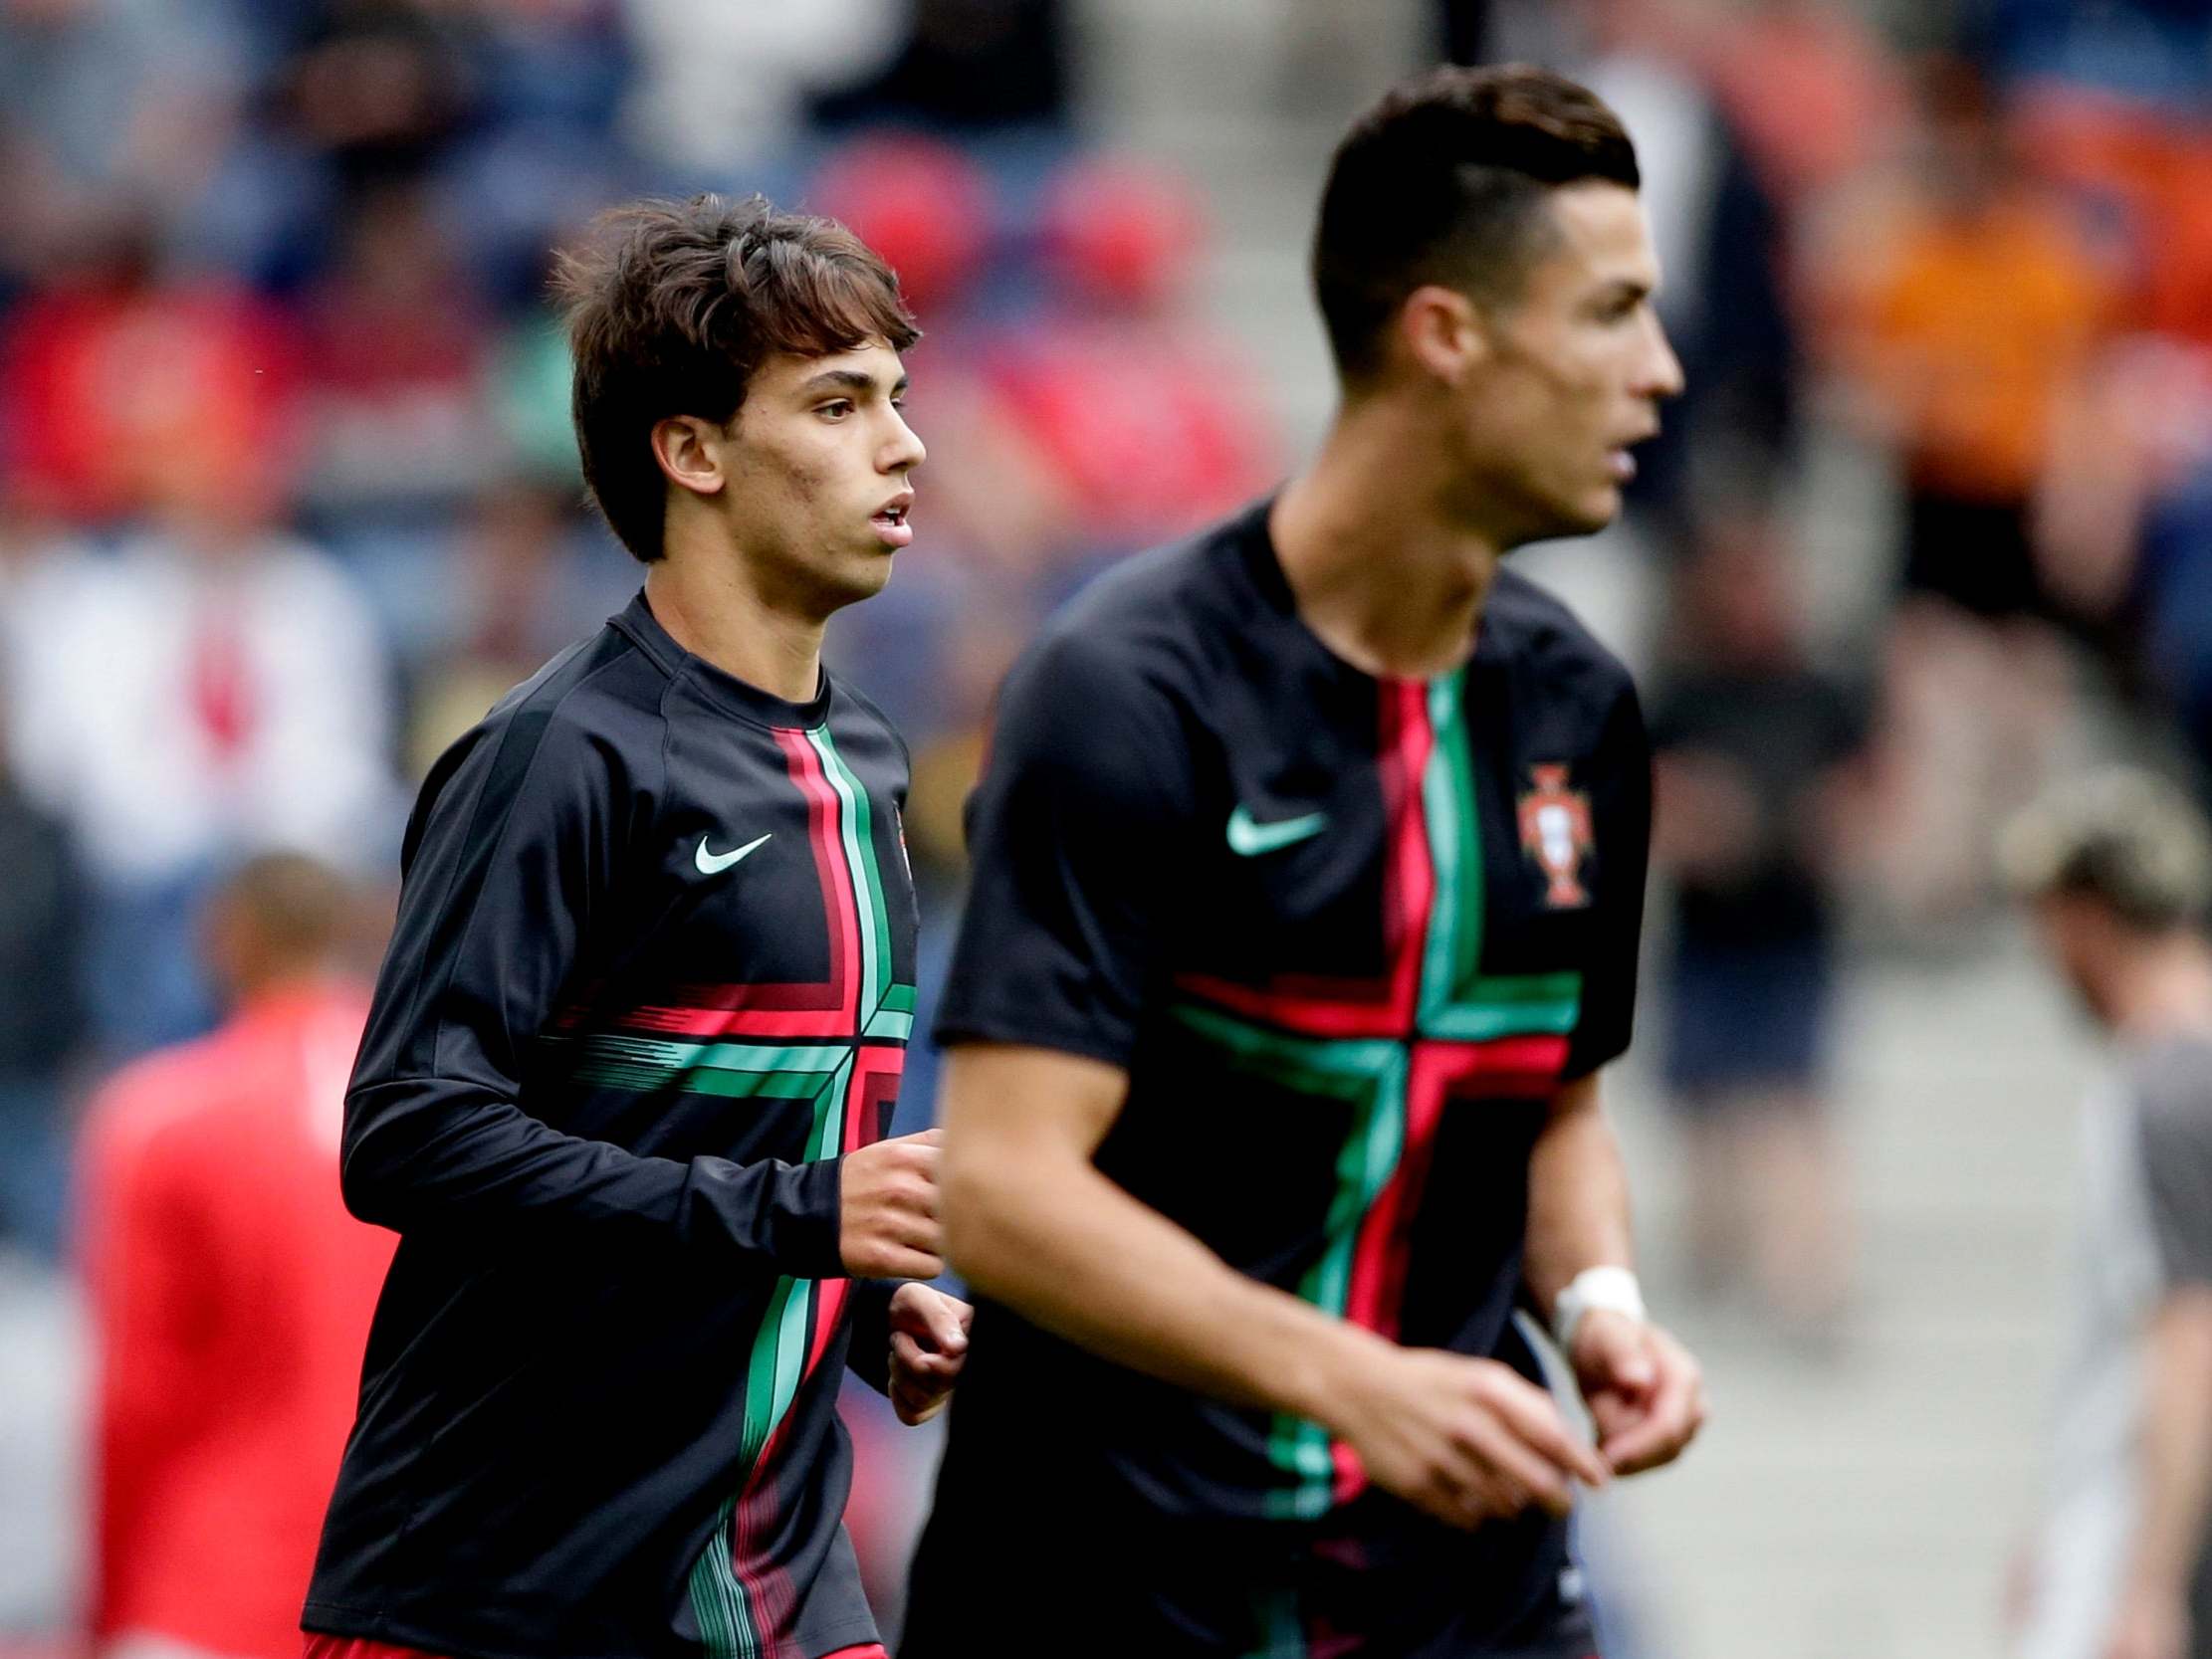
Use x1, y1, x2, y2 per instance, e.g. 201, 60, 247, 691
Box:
81, 852, 389, 1659
982, 156, 1278, 565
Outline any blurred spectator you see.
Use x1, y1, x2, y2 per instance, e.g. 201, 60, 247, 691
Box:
0, 0, 246, 289
0, 668, 85, 1265
80, 852, 389, 1659
2002, 770, 2212, 1659
274, 0, 472, 192
3, 340, 397, 1052
1704, 0, 1906, 212
0, 224, 295, 525
1978, 0, 2212, 114
813, 0, 1072, 138
1828, 56, 2114, 928
1649, 519, 1870, 1342
297, 180, 494, 521
621, 0, 901, 181
980, 155, 1278, 566
808, 133, 996, 319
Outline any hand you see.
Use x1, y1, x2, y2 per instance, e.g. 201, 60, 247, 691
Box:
2104, 1584, 2189, 1659
839, 1130, 943, 1279
1570, 1310, 1705, 1476
886, 1283, 973, 1425
1328, 1341, 1609, 1531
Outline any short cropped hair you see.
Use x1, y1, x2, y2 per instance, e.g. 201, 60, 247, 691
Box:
2002, 768, 2212, 933
1312, 64, 1639, 383
212, 851, 355, 964
553, 194, 920, 562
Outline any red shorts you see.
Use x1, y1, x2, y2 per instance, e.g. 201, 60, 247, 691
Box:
305, 1636, 888, 1659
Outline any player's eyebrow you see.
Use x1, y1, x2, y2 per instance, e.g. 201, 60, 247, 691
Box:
797, 368, 909, 398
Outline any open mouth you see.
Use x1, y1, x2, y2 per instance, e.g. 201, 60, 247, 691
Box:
871, 498, 914, 547
1608, 428, 1658, 484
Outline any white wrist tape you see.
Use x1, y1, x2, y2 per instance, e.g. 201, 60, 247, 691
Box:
1551, 1265, 1647, 1353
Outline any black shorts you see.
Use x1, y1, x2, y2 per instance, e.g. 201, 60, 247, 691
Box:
900, 1491, 1599, 1658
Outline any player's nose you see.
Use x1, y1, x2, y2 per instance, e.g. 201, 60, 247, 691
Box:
1639, 311, 1685, 402
883, 408, 926, 475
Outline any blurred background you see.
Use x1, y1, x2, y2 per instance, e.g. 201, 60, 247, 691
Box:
4, 0, 2212, 1654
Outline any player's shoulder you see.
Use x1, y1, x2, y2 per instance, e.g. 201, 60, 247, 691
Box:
1018, 507, 1263, 696
1482, 566, 1642, 722
424, 610, 671, 814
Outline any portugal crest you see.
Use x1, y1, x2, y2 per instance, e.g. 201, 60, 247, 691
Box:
1518, 763, 1594, 909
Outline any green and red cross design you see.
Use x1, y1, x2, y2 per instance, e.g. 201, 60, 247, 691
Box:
549, 722, 908, 1659
1173, 670, 1584, 1521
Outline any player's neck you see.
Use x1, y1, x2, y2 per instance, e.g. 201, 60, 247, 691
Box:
1270, 407, 1502, 681
643, 551, 825, 706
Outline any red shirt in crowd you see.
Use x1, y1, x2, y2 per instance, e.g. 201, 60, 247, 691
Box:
82, 981, 391, 1659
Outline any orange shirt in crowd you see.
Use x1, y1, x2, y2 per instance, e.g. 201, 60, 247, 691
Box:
81, 981, 390, 1659
1861, 193, 2114, 503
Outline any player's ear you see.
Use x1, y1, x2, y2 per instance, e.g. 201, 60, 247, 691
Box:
1397, 284, 1487, 387
651, 415, 730, 499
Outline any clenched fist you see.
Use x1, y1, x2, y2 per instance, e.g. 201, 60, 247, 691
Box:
839, 1129, 944, 1280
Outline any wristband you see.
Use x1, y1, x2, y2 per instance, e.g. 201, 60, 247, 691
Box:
1551, 1265, 1647, 1353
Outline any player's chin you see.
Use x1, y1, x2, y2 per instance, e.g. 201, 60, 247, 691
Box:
1562, 481, 1623, 534
1526, 487, 1619, 543
826, 546, 899, 603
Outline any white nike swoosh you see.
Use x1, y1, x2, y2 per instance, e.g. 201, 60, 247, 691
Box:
695, 832, 773, 875
1226, 805, 1329, 857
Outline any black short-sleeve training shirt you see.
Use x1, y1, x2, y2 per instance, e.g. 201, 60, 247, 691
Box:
908, 502, 1652, 1656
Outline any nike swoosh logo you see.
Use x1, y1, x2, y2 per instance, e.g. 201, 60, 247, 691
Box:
695, 832, 772, 876
1226, 805, 1328, 857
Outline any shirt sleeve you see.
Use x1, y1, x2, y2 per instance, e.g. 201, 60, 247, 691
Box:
340, 701, 844, 1278
843, 1278, 898, 1394
1564, 676, 1654, 1080
2136, 1062, 2212, 1291
932, 627, 1196, 1069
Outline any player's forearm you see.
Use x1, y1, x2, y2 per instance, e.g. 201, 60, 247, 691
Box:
1522, 1071, 1635, 1320
2125, 1289, 2212, 1597
340, 1077, 844, 1275
944, 1141, 1382, 1425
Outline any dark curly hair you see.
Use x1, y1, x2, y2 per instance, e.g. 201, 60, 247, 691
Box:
553, 194, 921, 562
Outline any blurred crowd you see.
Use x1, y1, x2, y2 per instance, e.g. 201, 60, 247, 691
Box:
8, 0, 2212, 1649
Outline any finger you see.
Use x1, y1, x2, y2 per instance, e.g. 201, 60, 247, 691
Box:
891, 1331, 962, 1375
1574, 1314, 1657, 1398
1484, 1378, 1609, 1488
892, 1211, 944, 1251
893, 1374, 955, 1425
1460, 1416, 1572, 1517
917, 1292, 971, 1353
900, 1128, 944, 1147
1601, 1359, 1700, 1473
